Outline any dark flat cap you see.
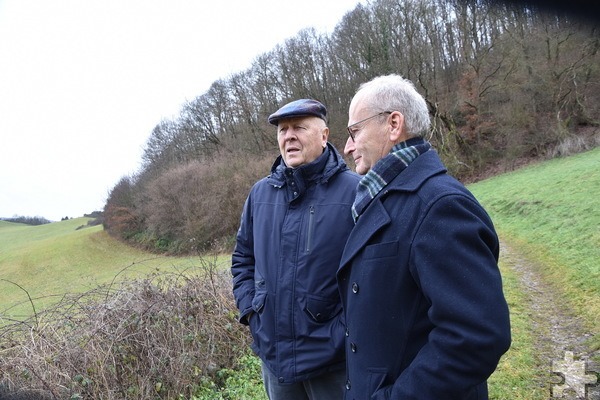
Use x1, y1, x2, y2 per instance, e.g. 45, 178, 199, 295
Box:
268, 99, 328, 125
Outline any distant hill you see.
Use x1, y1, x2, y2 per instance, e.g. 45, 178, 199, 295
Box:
0, 218, 209, 320
0, 215, 51, 225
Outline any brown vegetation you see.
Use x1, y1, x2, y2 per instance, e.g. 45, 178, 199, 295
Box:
103, 0, 600, 253
0, 259, 249, 399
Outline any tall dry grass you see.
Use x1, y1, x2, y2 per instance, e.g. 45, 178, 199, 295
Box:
0, 257, 248, 399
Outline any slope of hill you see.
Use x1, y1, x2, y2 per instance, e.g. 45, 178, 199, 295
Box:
0, 218, 208, 319
470, 146, 599, 344
469, 147, 599, 398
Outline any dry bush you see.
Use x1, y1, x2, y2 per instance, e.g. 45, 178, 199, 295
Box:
0, 258, 249, 400
141, 151, 275, 253
102, 206, 142, 240
0, 384, 52, 400
546, 128, 600, 158
104, 177, 143, 240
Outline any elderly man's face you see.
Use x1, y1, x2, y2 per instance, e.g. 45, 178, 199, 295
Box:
277, 116, 329, 168
344, 96, 394, 175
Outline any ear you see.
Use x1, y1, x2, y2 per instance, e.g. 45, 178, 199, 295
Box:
321, 127, 330, 147
388, 111, 405, 142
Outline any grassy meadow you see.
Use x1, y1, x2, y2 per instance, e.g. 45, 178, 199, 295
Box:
470, 147, 600, 349
0, 218, 224, 320
470, 147, 600, 399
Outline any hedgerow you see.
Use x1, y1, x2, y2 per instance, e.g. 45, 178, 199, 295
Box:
0, 257, 250, 399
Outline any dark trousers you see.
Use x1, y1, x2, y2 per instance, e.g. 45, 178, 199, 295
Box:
261, 362, 346, 400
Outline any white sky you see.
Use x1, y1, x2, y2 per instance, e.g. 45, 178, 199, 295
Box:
0, 0, 363, 221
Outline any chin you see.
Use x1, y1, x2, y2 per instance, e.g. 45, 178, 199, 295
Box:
286, 159, 301, 168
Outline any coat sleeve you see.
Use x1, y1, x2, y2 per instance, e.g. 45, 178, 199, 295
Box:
231, 195, 255, 326
382, 193, 511, 399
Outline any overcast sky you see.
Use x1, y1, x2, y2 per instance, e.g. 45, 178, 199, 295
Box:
0, 0, 363, 221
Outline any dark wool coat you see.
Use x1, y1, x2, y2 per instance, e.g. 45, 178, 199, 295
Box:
338, 150, 511, 400
232, 144, 360, 384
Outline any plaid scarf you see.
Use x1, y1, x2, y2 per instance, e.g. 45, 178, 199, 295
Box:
352, 138, 431, 222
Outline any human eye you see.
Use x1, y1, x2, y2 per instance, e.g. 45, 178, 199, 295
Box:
348, 125, 362, 138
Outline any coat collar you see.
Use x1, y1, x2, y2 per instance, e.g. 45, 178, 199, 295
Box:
383, 149, 446, 193
339, 150, 447, 269
266, 142, 348, 188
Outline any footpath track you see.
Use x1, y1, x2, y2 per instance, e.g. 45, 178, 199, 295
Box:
501, 242, 599, 400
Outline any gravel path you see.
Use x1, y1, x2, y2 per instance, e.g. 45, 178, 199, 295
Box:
501, 242, 599, 400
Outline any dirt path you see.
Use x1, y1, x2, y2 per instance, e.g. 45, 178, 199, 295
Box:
500, 242, 599, 400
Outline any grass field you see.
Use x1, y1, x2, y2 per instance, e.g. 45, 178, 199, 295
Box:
470, 147, 600, 399
0, 218, 224, 320
469, 147, 600, 349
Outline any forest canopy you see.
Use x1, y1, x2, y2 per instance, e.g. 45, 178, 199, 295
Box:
103, 0, 600, 254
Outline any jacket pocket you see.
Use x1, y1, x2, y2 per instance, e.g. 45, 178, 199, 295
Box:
249, 289, 270, 360
367, 367, 389, 398
252, 279, 267, 313
304, 294, 342, 322
364, 240, 398, 259
252, 292, 266, 314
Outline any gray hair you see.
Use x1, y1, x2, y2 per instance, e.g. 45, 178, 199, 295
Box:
354, 74, 430, 137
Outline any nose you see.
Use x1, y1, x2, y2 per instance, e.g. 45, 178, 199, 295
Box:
282, 129, 298, 142
344, 136, 355, 155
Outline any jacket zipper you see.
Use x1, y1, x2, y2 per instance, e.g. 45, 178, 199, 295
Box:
306, 206, 315, 253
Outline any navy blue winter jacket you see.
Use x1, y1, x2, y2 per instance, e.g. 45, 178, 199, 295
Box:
232, 144, 360, 384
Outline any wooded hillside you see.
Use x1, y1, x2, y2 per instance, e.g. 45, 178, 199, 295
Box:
103, 0, 600, 254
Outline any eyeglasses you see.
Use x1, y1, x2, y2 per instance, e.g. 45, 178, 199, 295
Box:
347, 111, 392, 142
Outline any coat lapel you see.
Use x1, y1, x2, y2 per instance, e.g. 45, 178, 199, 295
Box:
338, 151, 448, 274
339, 199, 391, 270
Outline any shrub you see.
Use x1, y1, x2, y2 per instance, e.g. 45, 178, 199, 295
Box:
0, 257, 250, 399
140, 152, 274, 253
103, 177, 143, 240
189, 353, 266, 400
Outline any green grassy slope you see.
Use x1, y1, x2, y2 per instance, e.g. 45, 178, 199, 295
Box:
469, 147, 600, 347
0, 218, 211, 319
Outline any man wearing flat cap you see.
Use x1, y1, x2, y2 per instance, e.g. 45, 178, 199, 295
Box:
232, 99, 360, 399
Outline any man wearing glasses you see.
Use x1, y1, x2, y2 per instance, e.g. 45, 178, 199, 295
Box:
232, 99, 360, 399
338, 75, 511, 399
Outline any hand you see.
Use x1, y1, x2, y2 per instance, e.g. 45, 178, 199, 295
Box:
246, 311, 255, 323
